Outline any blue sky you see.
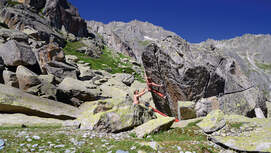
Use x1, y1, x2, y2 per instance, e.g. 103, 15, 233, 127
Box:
69, 0, 271, 43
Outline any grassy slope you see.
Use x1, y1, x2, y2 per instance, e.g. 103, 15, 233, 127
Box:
63, 41, 144, 82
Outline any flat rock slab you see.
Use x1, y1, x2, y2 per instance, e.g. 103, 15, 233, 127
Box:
171, 117, 203, 128
209, 115, 271, 152
197, 110, 226, 134
132, 116, 175, 138
0, 113, 79, 128
0, 84, 79, 120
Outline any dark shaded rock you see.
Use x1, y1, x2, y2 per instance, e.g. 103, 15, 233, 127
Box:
16, 65, 41, 91
0, 40, 37, 66
3, 70, 19, 88
23, 0, 46, 10
142, 40, 266, 118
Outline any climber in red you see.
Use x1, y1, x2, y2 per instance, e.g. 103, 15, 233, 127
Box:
133, 88, 148, 105
145, 73, 166, 99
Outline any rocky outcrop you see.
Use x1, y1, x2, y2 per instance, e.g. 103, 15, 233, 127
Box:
42, 0, 88, 37
0, 40, 37, 66
87, 20, 176, 62
0, 5, 65, 46
142, 39, 266, 118
0, 84, 78, 120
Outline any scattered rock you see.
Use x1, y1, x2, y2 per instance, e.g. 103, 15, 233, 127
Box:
78, 63, 96, 81
0, 40, 37, 66
195, 97, 220, 117
132, 116, 175, 138
197, 110, 226, 134
58, 77, 101, 106
0, 29, 29, 43
16, 65, 41, 91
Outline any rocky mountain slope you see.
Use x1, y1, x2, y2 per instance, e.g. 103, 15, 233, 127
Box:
194, 34, 271, 101
0, 0, 270, 152
89, 20, 271, 102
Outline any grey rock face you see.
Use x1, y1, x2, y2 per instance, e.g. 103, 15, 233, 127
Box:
0, 5, 65, 46
195, 34, 271, 101
87, 20, 177, 62
0, 40, 37, 66
43, 0, 88, 37
142, 40, 266, 118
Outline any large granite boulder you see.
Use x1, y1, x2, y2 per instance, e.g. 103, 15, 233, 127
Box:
0, 40, 37, 66
142, 39, 266, 118
78, 95, 156, 133
16, 65, 41, 91
0, 84, 78, 120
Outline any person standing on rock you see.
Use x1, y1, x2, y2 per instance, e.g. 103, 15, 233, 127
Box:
145, 73, 166, 99
133, 88, 147, 105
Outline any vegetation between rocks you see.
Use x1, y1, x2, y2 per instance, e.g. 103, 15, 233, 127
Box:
0, 121, 220, 153
64, 41, 144, 82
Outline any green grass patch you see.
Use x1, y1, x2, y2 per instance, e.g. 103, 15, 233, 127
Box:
64, 41, 144, 82
0, 22, 9, 29
228, 122, 245, 129
139, 40, 151, 46
7, 0, 22, 6
143, 120, 206, 142
255, 60, 271, 72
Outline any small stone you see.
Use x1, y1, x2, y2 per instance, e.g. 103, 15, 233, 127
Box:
130, 146, 136, 150
54, 144, 65, 148
32, 144, 38, 148
177, 146, 182, 151
32, 136, 40, 140
26, 138, 32, 142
